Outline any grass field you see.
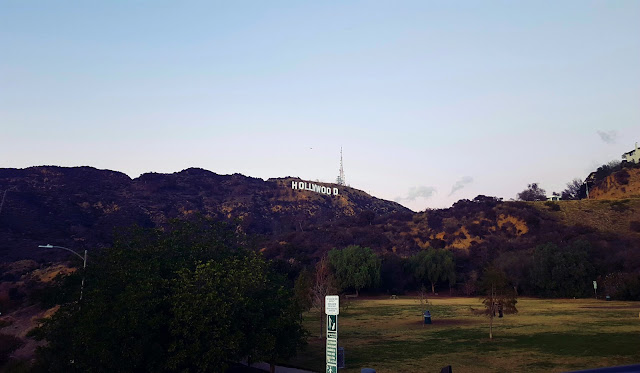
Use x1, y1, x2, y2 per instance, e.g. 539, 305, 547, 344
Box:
287, 296, 640, 373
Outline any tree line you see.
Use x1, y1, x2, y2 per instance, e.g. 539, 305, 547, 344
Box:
25, 218, 640, 371
294, 240, 640, 308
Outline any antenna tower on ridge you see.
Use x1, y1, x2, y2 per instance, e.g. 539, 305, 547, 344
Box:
336, 147, 346, 186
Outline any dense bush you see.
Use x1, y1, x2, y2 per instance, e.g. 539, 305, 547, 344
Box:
544, 201, 561, 211
426, 212, 444, 231
614, 169, 630, 185
379, 254, 410, 294
609, 200, 631, 213
591, 158, 640, 185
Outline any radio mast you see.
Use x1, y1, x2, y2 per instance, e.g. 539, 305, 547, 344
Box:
336, 147, 346, 186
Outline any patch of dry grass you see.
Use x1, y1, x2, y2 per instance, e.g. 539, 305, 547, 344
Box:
536, 199, 640, 237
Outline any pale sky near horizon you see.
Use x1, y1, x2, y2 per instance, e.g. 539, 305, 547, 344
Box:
1, 1, 639, 211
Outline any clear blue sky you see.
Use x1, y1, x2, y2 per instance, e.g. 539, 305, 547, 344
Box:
1, 1, 639, 210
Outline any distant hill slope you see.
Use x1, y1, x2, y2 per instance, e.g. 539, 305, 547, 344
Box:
0, 166, 409, 261
1, 166, 639, 276
588, 167, 640, 200
263, 195, 639, 270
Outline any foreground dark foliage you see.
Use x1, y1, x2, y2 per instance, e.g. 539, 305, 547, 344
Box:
30, 218, 306, 373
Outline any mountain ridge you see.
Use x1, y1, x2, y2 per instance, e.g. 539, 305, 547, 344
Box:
1, 165, 639, 273
0, 166, 409, 261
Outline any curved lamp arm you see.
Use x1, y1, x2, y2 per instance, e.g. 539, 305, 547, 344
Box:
38, 244, 86, 267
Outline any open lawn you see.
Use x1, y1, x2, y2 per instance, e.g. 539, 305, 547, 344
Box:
287, 296, 640, 373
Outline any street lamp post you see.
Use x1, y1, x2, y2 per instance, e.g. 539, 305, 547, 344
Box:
38, 244, 87, 302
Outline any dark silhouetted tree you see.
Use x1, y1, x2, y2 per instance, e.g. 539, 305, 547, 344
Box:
380, 253, 409, 294
561, 178, 583, 200
311, 256, 336, 338
294, 267, 313, 312
494, 251, 531, 296
530, 241, 595, 298
517, 183, 547, 201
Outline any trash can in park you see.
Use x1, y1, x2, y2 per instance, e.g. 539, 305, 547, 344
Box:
337, 347, 345, 369
424, 310, 432, 324
361, 369, 376, 373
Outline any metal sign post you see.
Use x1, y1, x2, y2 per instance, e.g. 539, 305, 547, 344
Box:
325, 295, 339, 373
593, 280, 597, 298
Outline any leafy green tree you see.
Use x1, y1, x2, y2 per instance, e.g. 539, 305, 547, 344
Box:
494, 251, 531, 296
411, 248, 456, 294
480, 267, 518, 339
531, 241, 594, 298
170, 255, 306, 372
31, 218, 306, 373
328, 245, 380, 296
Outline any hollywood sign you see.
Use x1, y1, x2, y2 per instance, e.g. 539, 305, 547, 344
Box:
291, 181, 339, 196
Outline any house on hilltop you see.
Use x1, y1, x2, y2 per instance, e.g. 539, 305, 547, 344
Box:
622, 142, 639, 163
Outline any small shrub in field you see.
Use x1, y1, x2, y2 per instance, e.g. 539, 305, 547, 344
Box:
609, 200, 630, 213
427, 213, 444, 231
544, 201, 561, 211
614, 169, 630, 185
630, 221, 640, 233
444, 221, 459, 234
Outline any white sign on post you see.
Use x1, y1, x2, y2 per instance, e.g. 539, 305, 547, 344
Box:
326, 295, 340, 372
325, 295, 339, 315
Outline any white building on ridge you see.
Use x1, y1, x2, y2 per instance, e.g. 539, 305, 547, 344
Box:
622, 142, 639, 163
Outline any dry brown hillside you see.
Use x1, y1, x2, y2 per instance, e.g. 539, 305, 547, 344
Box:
532, 198, 640, 238
588, 167, 640, 200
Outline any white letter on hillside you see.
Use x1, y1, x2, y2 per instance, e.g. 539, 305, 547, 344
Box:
292, 181, 298, 190
333, 188, 338, 196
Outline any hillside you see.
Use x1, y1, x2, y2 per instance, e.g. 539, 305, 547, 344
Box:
1, 165, 639, 274
0, 166, 409, 262
263, 195, 640, 273
588, 167, 640, 200
2, 166, 640, 266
